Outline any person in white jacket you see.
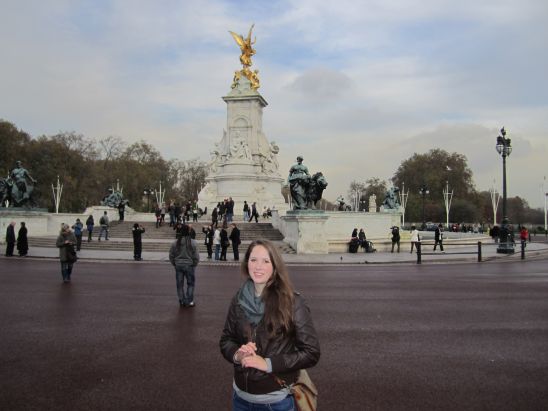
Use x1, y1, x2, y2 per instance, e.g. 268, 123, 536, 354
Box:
213, 227, 221, 260
410, 225, 420, 253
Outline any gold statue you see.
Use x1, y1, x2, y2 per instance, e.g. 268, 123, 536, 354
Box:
229, 24, 256, 68
229, 24, 260, 90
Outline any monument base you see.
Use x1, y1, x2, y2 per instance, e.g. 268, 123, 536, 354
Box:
273, 210, 401, 254
281, 210, 329, 254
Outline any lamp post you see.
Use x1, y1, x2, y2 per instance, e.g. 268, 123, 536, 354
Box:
495, 127, 514, 254
143, 188, 155, 212
419, 184, 429, 230
443, 180, 453, 230
398, 182, 409, 228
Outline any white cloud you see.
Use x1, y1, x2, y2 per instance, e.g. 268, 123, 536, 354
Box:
0, 0, 547, 207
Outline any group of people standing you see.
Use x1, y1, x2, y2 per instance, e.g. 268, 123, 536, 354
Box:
4, 221, 28, 257
202, 223, 241, 261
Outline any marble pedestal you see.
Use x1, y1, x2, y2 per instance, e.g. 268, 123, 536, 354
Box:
281, 210, 329, 254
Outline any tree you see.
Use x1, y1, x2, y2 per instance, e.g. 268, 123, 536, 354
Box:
392, 149, 477, 223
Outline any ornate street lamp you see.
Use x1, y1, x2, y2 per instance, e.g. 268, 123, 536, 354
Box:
495, 127, 514, 253
419, 184, 429, 230
143, 187, 155, 212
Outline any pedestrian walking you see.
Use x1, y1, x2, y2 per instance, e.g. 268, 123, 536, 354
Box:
5, 221, 16, 256
85, 215, 94, 242
212, 207, 219, 228
229, 223, 241, 261
169, 224, 200, 307
243, 200, 250, 222
72, 218, 83, 251
192, 203, 199, 222
390, 226, 400, 253
410, 225, 420, 253
17, 222, 28, 256
132, 223, 145, 261
251, 202, 259, 223
219, 239, 321, 410
98, 211, 109, 241
56, 223, 77, 283
433, 224, 445, 252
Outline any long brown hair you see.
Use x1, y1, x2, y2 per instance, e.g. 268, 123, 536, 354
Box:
242, 240, 295, 336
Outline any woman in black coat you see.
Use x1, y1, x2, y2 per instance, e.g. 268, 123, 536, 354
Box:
17, 222, 28, 256
220, 227, 229, 261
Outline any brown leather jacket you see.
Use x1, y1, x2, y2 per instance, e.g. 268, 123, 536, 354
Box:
219, 292, 320, 395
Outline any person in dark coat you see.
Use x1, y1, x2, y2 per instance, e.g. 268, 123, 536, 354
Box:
17, 222, 28, 256
72, 218, 84, 251
229, 223, 241, 261
5, 221, 16, 256
56, 223, 77, 283
433, 223, 444, 252
202, 224, 214, 259
220, 227, 229, 261
85, 215, 94, 242
132, 223, 145, 261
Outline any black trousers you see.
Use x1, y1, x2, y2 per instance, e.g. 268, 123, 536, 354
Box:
5, 242, 15, 256
134, 241, 142, 259
232, 244, 239, 261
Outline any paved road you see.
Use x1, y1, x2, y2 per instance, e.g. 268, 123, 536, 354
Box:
1, 258, 547, 410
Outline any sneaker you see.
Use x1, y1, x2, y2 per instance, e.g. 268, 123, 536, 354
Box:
188, 302, 195, 307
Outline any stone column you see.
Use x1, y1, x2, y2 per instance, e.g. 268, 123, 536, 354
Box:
369, 195, 377, 213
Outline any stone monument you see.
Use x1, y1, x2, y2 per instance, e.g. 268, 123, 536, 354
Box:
198, 25, 287, 214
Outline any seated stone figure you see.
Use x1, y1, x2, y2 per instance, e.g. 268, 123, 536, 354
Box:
382, 187, 401, 209
4, 160, 38, 207
101, 188, 128, 208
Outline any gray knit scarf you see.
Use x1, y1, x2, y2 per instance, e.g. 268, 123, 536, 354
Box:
237, 279, 265, 326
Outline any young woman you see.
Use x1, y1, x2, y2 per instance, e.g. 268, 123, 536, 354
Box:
220, 240, 320, 410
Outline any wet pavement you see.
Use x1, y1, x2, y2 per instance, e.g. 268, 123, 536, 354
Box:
1, 256, 548, 410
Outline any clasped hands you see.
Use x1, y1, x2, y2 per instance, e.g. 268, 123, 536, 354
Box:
235, 342, 267, 372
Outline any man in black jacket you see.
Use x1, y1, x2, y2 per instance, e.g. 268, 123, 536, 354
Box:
5, 221, 16, 256
229, 223, 241, 261
132, 223, 145, 260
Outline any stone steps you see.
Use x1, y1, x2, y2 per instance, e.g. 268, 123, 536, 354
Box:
28, 220, 295, 254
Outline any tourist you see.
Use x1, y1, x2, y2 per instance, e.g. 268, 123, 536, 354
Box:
132, 223, 145, 261
202, 224, 214, 259
5, 221, 16, 256
169, 224, 200, 307
212, 206, 219, 228
251, 202, 259, 223
219, 240, 320, 410
71, 218, 83, 251
358, 228, 367, 251
226, 197, 235, 223
118, 201, 125, 221
433, 224, 445, 252
85, 215, 94, 242
229, 223, 241, 261
155, 206, 162, 228
390, 226, 400, 253
410, 225, 420, 253
220, 226, 229, 261
520, 226, 529, 248
243, 200, 250, 222
56, 223, 77, 283
160, 203, 166, 224
17, 222, 28, 257
188, 223, 196, 239
98, 211, 110, 241
192, 203, 199, 222
214, 226, 221, 260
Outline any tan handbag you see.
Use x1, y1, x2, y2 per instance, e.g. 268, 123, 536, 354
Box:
274, 369, 318, 411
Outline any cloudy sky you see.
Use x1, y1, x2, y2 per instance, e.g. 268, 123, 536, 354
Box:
1, 0, 547, 208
